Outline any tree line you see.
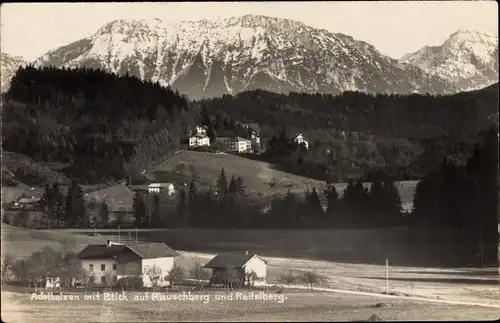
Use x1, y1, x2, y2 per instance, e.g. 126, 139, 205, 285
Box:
129, 168, 404, 229
2, 65, 195, 184
411, 127, 499, 264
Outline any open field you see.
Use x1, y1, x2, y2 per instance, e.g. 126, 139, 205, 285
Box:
153, 150, 418, 205
0, 224, 106, 259
57, 227, 495, 268
2, 224, 499, 310
2, 289, 499, 322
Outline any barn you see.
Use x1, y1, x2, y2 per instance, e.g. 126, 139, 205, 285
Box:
203, 252, 268, 287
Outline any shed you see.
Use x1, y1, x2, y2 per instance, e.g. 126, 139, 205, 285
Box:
203, 252, 267, 287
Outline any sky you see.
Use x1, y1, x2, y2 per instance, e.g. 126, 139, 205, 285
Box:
1, 1, 498, 61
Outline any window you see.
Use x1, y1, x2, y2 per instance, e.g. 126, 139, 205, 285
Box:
89, 264, 94, 272
101, 264, 106, 271
112, 264, 117, 270
101, 276, 105, 283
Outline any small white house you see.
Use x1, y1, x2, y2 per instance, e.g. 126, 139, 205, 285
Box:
189, 135, 211, 148
148, 183, 175, 195
293, 133, 309, 150
78, 240, 180, 287
203, 252, 267, 287
195, 126, 207, 136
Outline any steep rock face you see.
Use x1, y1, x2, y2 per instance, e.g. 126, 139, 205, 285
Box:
21, 15, 455, 98
400, 30, 498, 92
1, 53, 27, 93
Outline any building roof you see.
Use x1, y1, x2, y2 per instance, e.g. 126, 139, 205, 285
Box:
232, 137, 251, 143
16, 197, 41, 204
203, 253, 267, 269
78, 242, 179, 260
127, 242, 179, 258
78, 244, 129, 259
190, 134, 208, 139
148, 183, 174, 188
242, 123, 260, 134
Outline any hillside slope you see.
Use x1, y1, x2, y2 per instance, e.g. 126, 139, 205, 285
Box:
1, 151, 71, 186
153, 150, 417, 207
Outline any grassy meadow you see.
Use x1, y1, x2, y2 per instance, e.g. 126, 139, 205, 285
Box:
2, 289, 499, 322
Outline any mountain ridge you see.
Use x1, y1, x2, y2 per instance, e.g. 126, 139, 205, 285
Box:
30, 15, 456, 98
2, 15, 497, 97
400, 30, 498, 92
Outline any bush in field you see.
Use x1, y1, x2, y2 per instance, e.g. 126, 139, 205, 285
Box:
117, 276, 143, 291
189, 262, 210, 288
103, 271, 116, 289
167, 264, 185, 286
276, 270, 297, 290
245, 270, 258, 289
1, 255, 14, 286
9, 247, 88, 290
144, 265, 166, 290
300, 271, 325, 290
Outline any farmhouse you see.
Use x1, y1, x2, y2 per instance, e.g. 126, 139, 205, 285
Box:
293, 133, 309, 150
189, 134, 211, 148
78, 240, 179, 287
148, 183, 175, 195
203, 252, 267, 287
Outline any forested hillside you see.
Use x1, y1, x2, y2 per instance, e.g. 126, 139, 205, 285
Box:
2, 65, 195, 184
196, 84, 498, 181
2, 65, 497, 185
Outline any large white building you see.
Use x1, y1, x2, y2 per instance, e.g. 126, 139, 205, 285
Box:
228, 137, 252, 153
189, 135, 211, 148
78, 240, 179, 287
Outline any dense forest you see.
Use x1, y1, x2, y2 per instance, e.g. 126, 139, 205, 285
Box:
196, 85, 498, 181
2, 65, 195, 183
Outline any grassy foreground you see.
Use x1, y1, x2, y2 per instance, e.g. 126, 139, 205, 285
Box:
2, 289, 499, 322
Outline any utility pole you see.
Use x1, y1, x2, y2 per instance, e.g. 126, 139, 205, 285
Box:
118, 225, 121, 244
136, 227, 138, 244
385, 257, 389, 295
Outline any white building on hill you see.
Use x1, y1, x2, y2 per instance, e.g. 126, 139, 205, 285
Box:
189, 135, 211, 148
293, 133, 309, 150
148, 183, 175, 195
228, 137, 252, 153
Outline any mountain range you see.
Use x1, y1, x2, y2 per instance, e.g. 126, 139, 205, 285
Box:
399, 29, 498, 92
1, 15, 498, 98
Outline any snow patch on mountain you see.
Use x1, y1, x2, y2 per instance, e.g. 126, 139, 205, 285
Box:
1, 53, 27, 93
400, 30, 498, 91
12, 15, 457, 98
